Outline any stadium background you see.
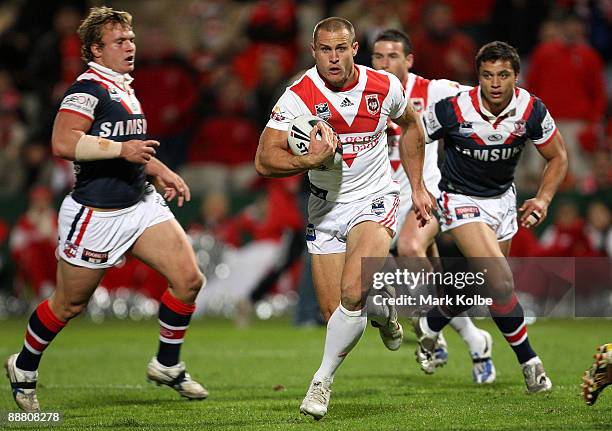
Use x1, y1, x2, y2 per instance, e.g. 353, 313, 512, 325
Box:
0, 1, 610, 429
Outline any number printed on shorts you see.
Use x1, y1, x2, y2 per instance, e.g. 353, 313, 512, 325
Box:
3, 411, 62, 424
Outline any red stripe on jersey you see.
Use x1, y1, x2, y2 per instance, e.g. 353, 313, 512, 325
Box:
505, 324, 527, 344
120, 99, 134, 115
25, 330, 46, 352
451, 96, 485, 146
409, 75, 431, 107
503, 95, 535, 145
74, 208, 93, 246
36, 300, 66, 332
537, 128, 558, 148
342, 152, 358, 167
161, 290, 196, 315
451, 96, 465, 123
58, 108, 94, 121
289, 69, 390, 135
469, 87, 489, 122
88, 68, 121, 88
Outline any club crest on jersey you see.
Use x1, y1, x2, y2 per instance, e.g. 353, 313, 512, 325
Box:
371, 197, 385, 215
108, 87, 121, 102
63, 241, 78, 258
410, 97, 425, 113
459, 122, 473, 137
315, 102, 331, 120
512, 120, 526, 137
365, 94, 380, 115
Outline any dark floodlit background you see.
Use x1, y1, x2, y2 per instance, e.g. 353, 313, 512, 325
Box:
0, 0, 609, 323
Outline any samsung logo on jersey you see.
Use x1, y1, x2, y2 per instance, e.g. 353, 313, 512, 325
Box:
456, 145, 522, 161
99, 119, 147, 137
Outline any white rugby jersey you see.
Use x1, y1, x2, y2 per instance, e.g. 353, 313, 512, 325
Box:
266, 65, 407, 203
423, 86, 557, 197
388, 73, 469, 195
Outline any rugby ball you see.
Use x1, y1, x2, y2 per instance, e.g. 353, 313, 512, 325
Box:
287, 114, 342, 170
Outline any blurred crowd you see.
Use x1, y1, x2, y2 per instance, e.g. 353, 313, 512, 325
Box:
0, 0, 610, 320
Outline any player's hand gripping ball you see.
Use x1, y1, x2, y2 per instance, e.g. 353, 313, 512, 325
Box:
287, 114, 342, 170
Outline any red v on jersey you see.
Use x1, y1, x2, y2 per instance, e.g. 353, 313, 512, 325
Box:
290, 69, 391, 135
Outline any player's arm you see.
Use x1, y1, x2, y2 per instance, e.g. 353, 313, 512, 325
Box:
519, 131, 568, 227
254, 124, 337, 177
51, 111, 159, 164
145, 157, 191, 207
394, 103, 433, 226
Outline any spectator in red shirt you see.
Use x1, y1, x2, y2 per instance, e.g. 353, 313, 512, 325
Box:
132, 28, 199, 169
182, 72, 259, 194
9, 186, 57, 299
526, 14, 607, 183
410, 1, 477, 84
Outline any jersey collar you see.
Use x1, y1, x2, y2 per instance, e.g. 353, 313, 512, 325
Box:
88, 61, 134, 89
474, 85, 517, 121
315, 65, 360, 92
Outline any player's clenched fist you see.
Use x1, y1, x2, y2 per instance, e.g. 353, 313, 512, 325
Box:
304, 122, 338, 168
120, 139, 160, 164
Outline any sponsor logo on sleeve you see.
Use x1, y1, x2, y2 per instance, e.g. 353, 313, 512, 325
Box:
541, 112, 554, 135
81, 248, 109, 264
60, 92, 99, 117
455, 206, 481, 220
425, 109, 442, 135
270, 105, 286, 122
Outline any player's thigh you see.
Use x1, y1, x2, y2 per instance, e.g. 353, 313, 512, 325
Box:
50, 259, 105, 319
498, 239, 512, 257
311, 252, 344, 321
397, 209, 439, 257
450, 222, 513, 299
342, 221, 393, 304
131, 218, 202, 296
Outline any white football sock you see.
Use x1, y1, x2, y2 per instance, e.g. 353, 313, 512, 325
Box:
313, 304, 367, 382
449, 314, 485, 354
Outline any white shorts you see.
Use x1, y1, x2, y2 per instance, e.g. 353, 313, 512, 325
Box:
58, 185, 174, 269
306, 190, 400, 254
437, 185, 517, 242
396, 171, 441, 233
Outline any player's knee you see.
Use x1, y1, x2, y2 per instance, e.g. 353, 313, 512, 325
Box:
183, 269, 205, 299
397, 236, 426, 257
320, 306, 334, 322
487, 269, 514, 301
56, 302, 86, 321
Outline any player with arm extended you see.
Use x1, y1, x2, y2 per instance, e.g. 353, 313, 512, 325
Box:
4, 7, 207, 413
413, 41, 568, 393
255, 17, 433, 420
372, 29, 496, 384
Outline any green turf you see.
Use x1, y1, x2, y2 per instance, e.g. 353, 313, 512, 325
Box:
0, 317, 611, 430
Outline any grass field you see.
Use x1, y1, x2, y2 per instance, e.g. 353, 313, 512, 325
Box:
1, 317, 611, 430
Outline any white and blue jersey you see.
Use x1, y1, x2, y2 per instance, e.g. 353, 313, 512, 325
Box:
59, 62, 147, 208
423, 86, 557, 197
